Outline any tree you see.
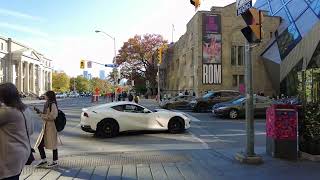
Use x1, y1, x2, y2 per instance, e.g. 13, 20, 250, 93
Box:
116, 34, 168, 93
70, 76, 90, 92
52, 71, 70, 92
90, 77, 112, 94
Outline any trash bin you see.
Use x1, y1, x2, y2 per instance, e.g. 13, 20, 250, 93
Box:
266, 104, 298, 160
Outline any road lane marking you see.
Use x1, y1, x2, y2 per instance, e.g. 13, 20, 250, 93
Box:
200, 132, 266, 137
189, 132, 209, 149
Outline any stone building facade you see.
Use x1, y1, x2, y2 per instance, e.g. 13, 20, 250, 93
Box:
0, 36, 53, 96
162, 3, 280, 97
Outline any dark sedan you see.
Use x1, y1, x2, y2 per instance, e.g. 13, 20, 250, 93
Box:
160, 95, 195, 110
212, 96, 273, 119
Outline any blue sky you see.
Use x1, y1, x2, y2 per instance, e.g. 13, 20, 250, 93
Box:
0, 0, 256, 77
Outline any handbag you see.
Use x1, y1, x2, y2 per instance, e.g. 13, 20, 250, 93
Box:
21, 111, 35, 165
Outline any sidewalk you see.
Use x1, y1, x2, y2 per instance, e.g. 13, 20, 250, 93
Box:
21, 148, 320, 180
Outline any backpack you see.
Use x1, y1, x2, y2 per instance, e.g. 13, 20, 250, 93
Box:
55, 109, 66, 132
49, 103, 66, 132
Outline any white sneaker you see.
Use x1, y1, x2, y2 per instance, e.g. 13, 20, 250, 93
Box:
35, 160, 48, 168
46, 161, 58, 168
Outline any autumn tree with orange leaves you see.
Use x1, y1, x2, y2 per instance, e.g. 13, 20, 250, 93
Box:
116, 34, 167, 93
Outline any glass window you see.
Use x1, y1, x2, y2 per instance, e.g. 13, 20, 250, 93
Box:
232, 75, 238, 87
238, 46, 244, 66
310, 0, 320, 16
276, 24, 301, 60
231, 46, 236, 65
239, 75, 245, 84
0, 43, 3, 50
274, 8, 291, 31
270, 0, 284, 14
287, 0, 308, 20
255, 1, 268, 9
296, 8, 319, 38
112, 105, 124, 112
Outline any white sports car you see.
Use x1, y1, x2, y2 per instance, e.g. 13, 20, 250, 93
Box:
80, 101, 191, 138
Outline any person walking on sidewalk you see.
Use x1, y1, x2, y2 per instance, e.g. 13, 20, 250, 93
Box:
0, 83, 34, 180
34, 91, 59, 168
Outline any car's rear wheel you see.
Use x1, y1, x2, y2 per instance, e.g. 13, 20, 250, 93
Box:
168, 117, 185, 133
229, 109, 238, 119
95, 119, 119, 138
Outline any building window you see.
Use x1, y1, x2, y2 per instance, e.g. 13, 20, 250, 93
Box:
232, 75, 238, 87
239, 75, 245, 85
0, 43, 3, 51
231, 46, 236, 65
238, 46, 244, 66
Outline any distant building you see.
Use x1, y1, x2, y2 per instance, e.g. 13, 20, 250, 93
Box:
87, 73, 92, 80
0, 36, 53, 96
162, 3, 280, 97
83, 70, 89, 79
99, 70, 105, 80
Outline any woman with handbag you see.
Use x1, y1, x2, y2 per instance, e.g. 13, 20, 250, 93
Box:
0, 83, 34, 180
34, 91, 59, 168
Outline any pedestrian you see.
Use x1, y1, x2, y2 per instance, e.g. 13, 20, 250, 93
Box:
128, 93, 134, 102
134, 95, 139, 104
0, 83, 34, 180
34, 91, 59, 168
193, 91, 196, 97
111, 92, 115, 102
178, 92, 183, 96
184, 90, 189, 95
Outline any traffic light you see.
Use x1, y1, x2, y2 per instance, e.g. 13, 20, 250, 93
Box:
158, 47, 163, 64
241, 8, 263, 43
190, 0, 201, 9
80, 60, 85, 69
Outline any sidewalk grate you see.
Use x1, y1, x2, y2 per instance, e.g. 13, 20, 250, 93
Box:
22, 151, 189, 174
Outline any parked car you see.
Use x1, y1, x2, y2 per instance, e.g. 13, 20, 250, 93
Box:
190, 90, 241, 112
56, 92, 67, 98
80, 101, 191, 138
212, 95, 273, 119
160, 95, 195, 110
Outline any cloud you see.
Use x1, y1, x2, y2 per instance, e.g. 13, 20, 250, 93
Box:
0, 8, 45, 22
0, 22, 48, 37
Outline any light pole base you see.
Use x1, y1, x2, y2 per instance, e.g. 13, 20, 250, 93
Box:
235, 152, 263, 165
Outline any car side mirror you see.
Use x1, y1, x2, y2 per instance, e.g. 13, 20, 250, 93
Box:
143, 109, 151, 113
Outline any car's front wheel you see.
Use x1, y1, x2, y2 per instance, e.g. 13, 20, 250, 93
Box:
95, 119, 119, 138
168, 117, 185, 133
229, 109, 239, 119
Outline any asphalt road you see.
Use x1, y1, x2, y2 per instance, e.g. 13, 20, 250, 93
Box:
25, 97, 266, 157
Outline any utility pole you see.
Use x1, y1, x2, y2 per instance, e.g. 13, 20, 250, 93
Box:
245, 41, 254, 156
157, 63, 160, 103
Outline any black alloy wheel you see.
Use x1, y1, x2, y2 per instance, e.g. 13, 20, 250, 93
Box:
168, 118, 185, 133
96, 119, 119, 138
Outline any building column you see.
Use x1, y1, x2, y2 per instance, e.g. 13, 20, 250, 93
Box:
49, 71, 52, 90
24, 62, 29, 93
18, 61, 23, 92
37, 67, 42, 96
31, 64, 35, 94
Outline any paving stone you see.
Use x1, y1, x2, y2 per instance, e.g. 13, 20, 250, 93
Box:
122, 165, 137, 180
137, 165, 153, 180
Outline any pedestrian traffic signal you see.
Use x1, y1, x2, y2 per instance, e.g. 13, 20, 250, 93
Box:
80, 60, 85, 69
241, 8, 263, 43
190, 0, 201, 9
158, 47, 163, 64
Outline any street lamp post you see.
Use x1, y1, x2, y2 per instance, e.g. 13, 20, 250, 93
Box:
95, 30, 119, 101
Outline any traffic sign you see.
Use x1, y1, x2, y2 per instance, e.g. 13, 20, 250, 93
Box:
105, 64, 118, 68
237, 0, 252, 16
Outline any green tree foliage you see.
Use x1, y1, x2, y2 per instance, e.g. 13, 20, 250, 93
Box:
52, 71, 70, 92
70, 76, 90, 92
90, 77, 112, 94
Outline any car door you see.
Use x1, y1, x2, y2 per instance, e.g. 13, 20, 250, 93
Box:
173, 96, 185, 109
209, 92, 222, 107
118, 104, 152, 131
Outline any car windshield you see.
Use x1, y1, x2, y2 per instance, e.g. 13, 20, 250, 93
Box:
203, 92, 214, 99
232, 97, 246, 104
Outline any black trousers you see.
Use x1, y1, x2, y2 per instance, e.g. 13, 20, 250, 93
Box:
2, 174, 20, 180
38, 138, 58, 161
